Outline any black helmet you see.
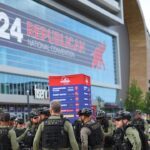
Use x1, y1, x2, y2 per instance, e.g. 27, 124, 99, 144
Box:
38, 107, 50, 116
80, 108, 92, 116
114, 111, 123, 120
29, 111, 38, 119
10, 114, 17, 121
15, 118, 24, 124
114, 110, 131, 121
122, 111, 131, 120
96, 110, 105, 118
77, 110, 82, 116
0, 112, 10, 122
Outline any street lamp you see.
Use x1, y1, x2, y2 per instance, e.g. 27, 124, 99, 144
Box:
26, 90, 30, 116
120, 98, 123, 110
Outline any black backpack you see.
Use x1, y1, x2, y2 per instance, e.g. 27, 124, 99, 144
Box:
125, 124, 149, 150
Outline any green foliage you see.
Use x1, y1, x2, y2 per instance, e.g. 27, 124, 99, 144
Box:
125, 80, 145, 112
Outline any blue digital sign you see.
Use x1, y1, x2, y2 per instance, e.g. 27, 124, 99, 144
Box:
49, 74, 91, 122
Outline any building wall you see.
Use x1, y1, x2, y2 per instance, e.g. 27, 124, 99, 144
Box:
110, 25, 130, 103
124, 0, 148, 92
0, 0, 125, 114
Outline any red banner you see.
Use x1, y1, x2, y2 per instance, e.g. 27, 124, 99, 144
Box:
49, 74, 91, 86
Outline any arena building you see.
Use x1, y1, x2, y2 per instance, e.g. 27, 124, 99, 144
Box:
0, 0, 128, 118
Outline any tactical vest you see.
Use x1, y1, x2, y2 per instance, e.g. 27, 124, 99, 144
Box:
15, 128, 26, 137
0, 127, 11, 150
125, 124, 149, 150
101, 118, 109, 132
72, 120, 82, 143
112, 127, 132, 150
84, 122, 103, 147
23, 126, 37, 148
42, 118, 70, 149
132, 119, 145, 132
102, 119, 114, 147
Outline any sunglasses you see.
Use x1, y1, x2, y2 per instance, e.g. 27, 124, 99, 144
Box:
33, 116, 38, 119
115, 118, 122, 121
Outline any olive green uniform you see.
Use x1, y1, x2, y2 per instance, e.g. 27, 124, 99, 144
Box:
124, 126, 141, 150
132, 118, 149, 134
103, 119, 115, 137
9, 128, 20, 150
3, 127, 20, 150
103, 119, 115, 150
16, 127, 29, 142
33, 115, 79, 150
80, 120, 104, 150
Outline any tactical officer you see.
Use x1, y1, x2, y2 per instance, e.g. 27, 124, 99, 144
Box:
132, 109, 149, 134
38, 107, 50, 123
14, 118, 26, 137
0, 111, 19, 150
113, 111, 141, 150
33, 100, 79, 150
96, 110, 114, 150
80, 108, 104, 150
72, 110, 83, 149
10, 114, 17, 127
23, 111, 40, 149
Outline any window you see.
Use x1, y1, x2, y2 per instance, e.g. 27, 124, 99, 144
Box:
0, 73, 48, 95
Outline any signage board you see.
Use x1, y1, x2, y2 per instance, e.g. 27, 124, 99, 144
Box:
49, 74, 91, 122
34, 85, 49, 100
0, 3, 106, 69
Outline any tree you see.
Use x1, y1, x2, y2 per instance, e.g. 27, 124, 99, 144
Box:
125, 80, 145, 112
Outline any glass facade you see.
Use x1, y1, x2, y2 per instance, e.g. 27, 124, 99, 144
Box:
0, 73, 48, 95
0, 72, 117, 103
0, 0, 120, 103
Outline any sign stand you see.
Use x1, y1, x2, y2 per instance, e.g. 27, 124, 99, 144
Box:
49, 74, 91, 122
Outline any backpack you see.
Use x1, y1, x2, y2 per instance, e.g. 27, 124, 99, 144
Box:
125, 124, 149, 150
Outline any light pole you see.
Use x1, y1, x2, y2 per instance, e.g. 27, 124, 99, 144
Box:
26, 90, 30, 116
120, 98, 123, 110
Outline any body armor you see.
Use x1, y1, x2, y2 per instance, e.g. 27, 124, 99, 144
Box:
132, 118, 145, 131
101, 118, 109, 132
42, 118, 70, 149
23, 126, 37, 148
73, 120, 82, 143
84, 122, 103, 147
0, 127, 11, 150
126, 124, 149, 150
15, 128, 26, 137
112, 128, 132, 150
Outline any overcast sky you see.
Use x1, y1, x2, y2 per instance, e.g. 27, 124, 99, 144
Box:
139, 0, 150, 33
